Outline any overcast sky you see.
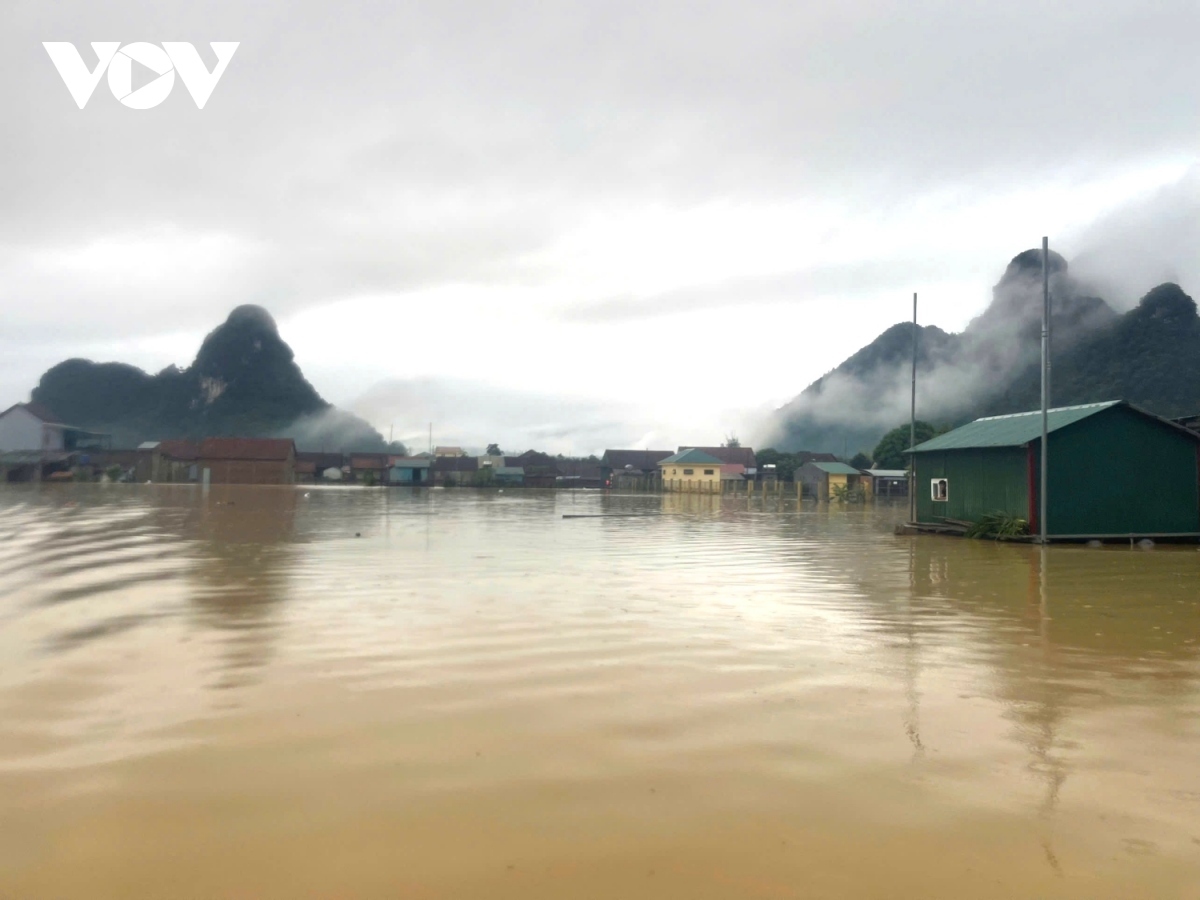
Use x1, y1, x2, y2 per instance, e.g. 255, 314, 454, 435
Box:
4, 1, 1199, 454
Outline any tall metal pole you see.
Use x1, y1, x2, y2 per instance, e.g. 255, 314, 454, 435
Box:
1040, 237, 1050, 544
909, 292, 918, 524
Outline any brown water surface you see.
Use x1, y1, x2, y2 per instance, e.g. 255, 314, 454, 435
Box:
2, 485, 1200, 898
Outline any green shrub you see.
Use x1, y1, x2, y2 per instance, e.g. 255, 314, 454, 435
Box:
965, 512, 1030, 539
831, 483, 866, 504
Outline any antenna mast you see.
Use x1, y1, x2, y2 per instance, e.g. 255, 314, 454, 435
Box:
1040, 238, 1050, 544
909, 292, 918, 524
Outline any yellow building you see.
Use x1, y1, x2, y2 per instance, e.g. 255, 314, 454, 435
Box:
659, 449, 725, 492
796, 461, 867, 502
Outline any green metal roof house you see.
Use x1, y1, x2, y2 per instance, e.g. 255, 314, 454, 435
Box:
905, 401, 1200, 539
658, 449, 725, 466
795, 460, 868, 502
659, 449, 726, 493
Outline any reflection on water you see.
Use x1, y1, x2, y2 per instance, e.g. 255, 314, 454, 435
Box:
1, 485, 1200, 898
188, 486, 299, 688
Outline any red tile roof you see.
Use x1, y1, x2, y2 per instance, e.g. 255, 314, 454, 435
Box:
198, 438, 295, 461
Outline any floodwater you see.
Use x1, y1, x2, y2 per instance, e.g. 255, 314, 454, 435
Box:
2, 486, 1200, 899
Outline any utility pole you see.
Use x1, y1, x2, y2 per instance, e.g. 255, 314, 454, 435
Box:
1040, 237, 1050, 544
909, 292, 918, 524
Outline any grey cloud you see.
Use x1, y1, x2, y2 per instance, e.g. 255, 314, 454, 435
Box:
564, 259, 948, 322
346, 377, 656, 456
4, 1, 1200, 418
1067, 166, 1200, 309
10, 1, 1200, 242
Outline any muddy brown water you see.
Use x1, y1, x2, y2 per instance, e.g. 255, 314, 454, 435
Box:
2, 485, 1200, 898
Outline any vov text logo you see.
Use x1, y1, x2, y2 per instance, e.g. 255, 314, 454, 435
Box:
43, 42, 240, 109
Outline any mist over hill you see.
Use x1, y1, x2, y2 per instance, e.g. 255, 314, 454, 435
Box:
30, 305, 389, 452
982, 281, 1200, 418
762, 248, 1200, 455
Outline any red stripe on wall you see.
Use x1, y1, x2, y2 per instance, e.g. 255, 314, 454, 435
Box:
1027, 443, 1038, 534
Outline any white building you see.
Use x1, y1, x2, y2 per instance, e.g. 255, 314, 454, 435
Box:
0, 403, 111, 482
0, 403, 68, 452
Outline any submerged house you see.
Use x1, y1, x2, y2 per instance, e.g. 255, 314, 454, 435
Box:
349, 453, 389, 483
432, 455, 478, 485
796, 461, 866, 501
506, 450, 557, 488
864, 468, 908, 497
906, 401, 1200, 538
0, 402, 111, 481
0, 402, 110, 454
600, 450, 674, 488
296, 452, 345, 483
197, 438, 297, 485
555, 458, 602, 489
492, 466, 525, 486
388, 456, 432, 485
660, 449, 724, 492
152, 439, 200, 483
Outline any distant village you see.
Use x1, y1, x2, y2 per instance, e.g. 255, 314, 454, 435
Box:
0, 401, 908, 501
8, 397, 1200, 542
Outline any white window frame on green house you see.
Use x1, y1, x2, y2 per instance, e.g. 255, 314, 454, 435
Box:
931, 478, 948, 501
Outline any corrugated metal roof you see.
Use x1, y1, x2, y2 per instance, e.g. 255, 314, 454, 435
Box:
602, 449, 674, 470
390, 457, 431, 468
0, 451, 44, 464
811, 461, 862, 475
866, 469, 907, 477
659, 449, 725, 465
677, 446, 757, 467
907, 402, 1121, 453
0, 451, 73, 464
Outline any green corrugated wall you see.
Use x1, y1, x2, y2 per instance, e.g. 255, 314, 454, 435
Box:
1046, 409, 1199, 535
912, 406, 1200, 535
914, 446, 1028, 524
